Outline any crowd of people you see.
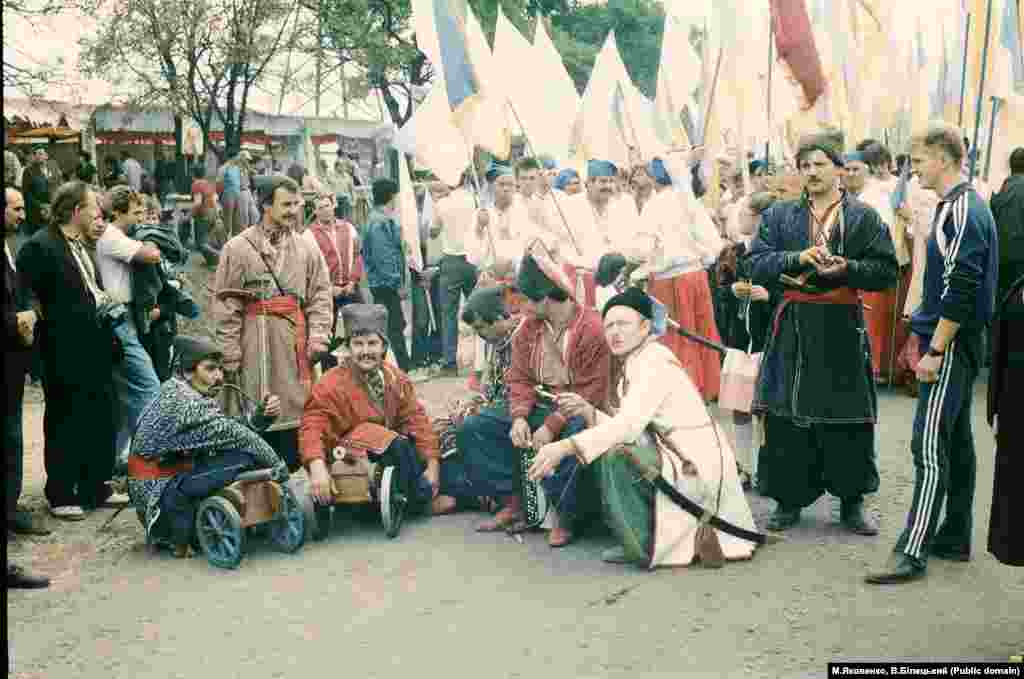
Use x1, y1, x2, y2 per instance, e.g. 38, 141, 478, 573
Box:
5, 122, 1022, 592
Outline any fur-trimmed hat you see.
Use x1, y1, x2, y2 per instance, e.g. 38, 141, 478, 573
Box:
341, 304, 388, 339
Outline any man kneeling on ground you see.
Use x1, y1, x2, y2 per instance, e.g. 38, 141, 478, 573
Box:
300, 304, 475, 521
127, 335, 288, 556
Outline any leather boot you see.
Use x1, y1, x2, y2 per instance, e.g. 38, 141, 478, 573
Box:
865, 553, 926, 584
840, 498, 878, 536
766, 505, 801, 531
475, 495, 521, 532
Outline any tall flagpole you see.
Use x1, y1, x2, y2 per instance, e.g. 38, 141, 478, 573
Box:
983, 96, 1002, 181
506, 101, 583, 256
766, 17, 773, 165
970, 0, 995, 183
959, 13, 972, 127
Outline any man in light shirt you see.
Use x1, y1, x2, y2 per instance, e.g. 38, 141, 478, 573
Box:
434, 170, 488, 376
96, 186, 163, 470
556, 159, 640, 308
634, 154, 725, 402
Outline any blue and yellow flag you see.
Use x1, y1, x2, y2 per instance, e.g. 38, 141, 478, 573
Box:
432, 0, 480, 111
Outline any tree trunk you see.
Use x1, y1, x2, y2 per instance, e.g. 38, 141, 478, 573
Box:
173, 114, 187, 194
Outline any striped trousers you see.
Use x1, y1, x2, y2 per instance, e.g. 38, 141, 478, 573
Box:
894, 332, 983, 561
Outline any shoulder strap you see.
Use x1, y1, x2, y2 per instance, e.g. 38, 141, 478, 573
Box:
242, 235, 285, 296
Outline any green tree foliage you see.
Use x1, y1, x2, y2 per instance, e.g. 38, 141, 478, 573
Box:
79, 0, 299, 160
549, 0, 665, 97
314, 0, 667, 126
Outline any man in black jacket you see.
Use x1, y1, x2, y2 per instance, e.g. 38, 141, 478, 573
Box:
20, 144, 50, 237
991, 148, 1024, 302
16, 181, 124, 521
4, 187, 51, 588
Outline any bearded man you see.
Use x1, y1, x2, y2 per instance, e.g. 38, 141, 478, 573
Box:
747, 130, 898, 535
127, 336, 287, 555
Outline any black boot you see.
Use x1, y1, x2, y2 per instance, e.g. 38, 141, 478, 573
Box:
193, 217, 220, 267
865, 553, 926, 584
840, 497, 878, 536
7, 564, 50, 589
766, 505, 801, 531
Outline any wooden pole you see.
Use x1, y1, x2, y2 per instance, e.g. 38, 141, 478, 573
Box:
959, 13, 972, 127
983, 96, 1002, 181
970, 0, 995, 183
766, 22, 773, 165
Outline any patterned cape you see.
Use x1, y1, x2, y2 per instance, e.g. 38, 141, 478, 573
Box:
127, 377, 287, 542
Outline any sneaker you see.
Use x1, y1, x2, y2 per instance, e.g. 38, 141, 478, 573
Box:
101, 493, 131, 508
49, 505, 86, 521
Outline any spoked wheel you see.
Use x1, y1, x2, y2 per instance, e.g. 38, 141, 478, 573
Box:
379, 466, 407, 539
195, 496, 245, 569
269, 485, 306, 553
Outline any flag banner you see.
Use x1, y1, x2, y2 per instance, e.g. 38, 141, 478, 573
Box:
396, 150, 423, 273
611, 82, 637, 151
769, 0, 828, 110
432, 0, 480, 110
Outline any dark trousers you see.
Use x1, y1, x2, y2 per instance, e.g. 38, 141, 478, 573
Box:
190, 215, 220, 265
411, 272, 443, 368
439, 254, 478, 368
158, 449, 256, 545
262, 428, 300, 473
5, 398, 24, 517
895, 333, 982, 561
369, 286, 412, 372
457, 403, 588, 522
758, 417, 879, 509
43, 381, 116, 509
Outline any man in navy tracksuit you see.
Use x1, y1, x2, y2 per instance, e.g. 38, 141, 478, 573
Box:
866, 124, 998, 584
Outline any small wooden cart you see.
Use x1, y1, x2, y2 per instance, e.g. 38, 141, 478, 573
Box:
300, 423, 408, 540
194, 468, 306, 569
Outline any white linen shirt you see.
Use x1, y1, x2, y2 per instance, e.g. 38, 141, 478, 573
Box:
96, 223, 143, 303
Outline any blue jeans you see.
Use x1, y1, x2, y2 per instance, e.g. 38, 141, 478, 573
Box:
112, 316, 161, 468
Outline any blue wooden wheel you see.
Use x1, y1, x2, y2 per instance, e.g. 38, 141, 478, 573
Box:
269, 486, 306, 553
195, 496, 245, 569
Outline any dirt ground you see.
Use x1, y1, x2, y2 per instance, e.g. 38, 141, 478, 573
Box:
6, 257, 1023, 678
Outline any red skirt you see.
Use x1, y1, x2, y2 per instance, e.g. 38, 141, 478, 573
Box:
648, 270, 722, 402
862, 266, 912, 384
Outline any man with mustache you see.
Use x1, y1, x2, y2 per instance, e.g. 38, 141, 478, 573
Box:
556, 159, 641, 308
747, 130, 898, 536
212, 175, 333, 473
127, 335, 287, 557
300, 304, 466, 525
458, 247, 611, 546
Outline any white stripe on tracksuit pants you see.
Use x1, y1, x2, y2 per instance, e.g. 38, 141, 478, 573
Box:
894, 334, 981, 560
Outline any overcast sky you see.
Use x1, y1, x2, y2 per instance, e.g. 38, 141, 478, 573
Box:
5, 0, 961, 116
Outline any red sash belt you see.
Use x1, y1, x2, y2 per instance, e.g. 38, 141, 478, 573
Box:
774, 287, 861, 336
782, 287, 861, 305
128, 454, 193, 480
245, 295, 311, 390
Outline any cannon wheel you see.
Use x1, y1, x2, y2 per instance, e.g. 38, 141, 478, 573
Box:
269, 485, 306, 553
379, 466, 406, 539
196, 496, 245, 569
